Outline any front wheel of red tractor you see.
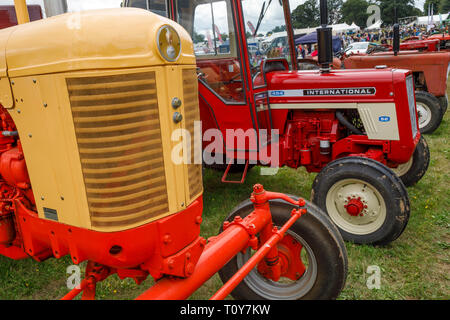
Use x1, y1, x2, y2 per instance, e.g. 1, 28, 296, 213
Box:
415, 91, 443, 134
311, 157, 410, 246
390, 135, 430, 187
218, 198, 348, 300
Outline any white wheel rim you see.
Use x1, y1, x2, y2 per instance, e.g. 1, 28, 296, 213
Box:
416, 102, 431, 128
326, 178, 387, 235
391, 156, 413, 177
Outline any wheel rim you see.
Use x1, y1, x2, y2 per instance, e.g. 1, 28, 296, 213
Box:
326, 178, 387, 235
416, 102, 432, 129
236, 230, 318, 300
391, 156, 413, 177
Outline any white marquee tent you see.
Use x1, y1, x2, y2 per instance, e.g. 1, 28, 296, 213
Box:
366, 20, 382, 30
414, 13, 449, 26
349, 22, 361, 31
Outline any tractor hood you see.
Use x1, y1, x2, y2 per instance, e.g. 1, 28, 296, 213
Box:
343, 51, 450, 96
0, 8, 195, 78
343, 51, 450, 70
266, 68, 409, 104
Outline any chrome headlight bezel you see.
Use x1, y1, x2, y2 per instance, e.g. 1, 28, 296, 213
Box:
156, 25, 181, 62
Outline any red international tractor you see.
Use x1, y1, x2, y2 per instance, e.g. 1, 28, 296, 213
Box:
126, 0, 428, 246
428, 33, 450, 51
301, 31, 449, 134
389, 38, 441, 52
0, 1, 348, 300
341, 31, 450, 134
343, 50, 449, 134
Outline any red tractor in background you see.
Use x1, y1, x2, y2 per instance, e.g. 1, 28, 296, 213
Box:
300, 28, 450, 134
398, 38, 441, 52
127, 0, 429, 246
428, 33, 450, 51
342, 42, 450, 134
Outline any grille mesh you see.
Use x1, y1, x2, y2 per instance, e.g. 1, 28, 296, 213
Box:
66, 72, 169, 229
406, 75, 418, 138
182, 69, 203, 199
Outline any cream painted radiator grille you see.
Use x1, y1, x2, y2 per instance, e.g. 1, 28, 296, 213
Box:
66, 71, 169, 229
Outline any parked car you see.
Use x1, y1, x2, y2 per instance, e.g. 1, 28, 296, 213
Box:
345, 42, 381, 55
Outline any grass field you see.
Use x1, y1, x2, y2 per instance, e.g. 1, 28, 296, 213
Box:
0, 89, 448, 301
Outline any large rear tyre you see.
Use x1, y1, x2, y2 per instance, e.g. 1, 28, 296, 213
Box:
218, 197, 348, 300
415, 91, 443, 134
311, 157, 410, 246
390, 135, 430, 187
438, 95, 448, 114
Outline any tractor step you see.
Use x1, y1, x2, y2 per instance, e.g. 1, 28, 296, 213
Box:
221, 160, 249, 184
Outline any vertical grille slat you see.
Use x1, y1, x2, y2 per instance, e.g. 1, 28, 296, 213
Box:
182, 69, 203, 199
67, 71, 169, 229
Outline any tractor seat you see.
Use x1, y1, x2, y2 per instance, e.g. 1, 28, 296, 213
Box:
263, 58, 289, 74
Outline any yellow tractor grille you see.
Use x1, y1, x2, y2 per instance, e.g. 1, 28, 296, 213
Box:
66, 72, 169, 229
182, 69, 203, 199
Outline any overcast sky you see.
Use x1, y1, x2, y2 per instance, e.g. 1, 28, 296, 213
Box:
0, 0, 123, 12
0, 0, 434, 29
0, 0, 429, 11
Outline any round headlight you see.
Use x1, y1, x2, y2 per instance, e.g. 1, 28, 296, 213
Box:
157, 25, 181, 62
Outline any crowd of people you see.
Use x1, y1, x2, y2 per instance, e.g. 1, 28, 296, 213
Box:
339, 24, 448, 47
254, 22, 449, 65
295, 23, 449, 58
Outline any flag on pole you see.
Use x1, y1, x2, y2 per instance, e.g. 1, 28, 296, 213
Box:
214, 24, 223, 44
247, 21, 256, 35
427, 3, 435, 32
206, 31, 213, 51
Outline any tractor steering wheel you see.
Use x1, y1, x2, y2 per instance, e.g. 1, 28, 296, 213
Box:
226, 65, 260, 83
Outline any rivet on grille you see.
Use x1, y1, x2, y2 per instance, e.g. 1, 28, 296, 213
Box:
173, 112, 183, 124
172, 97, 182, 109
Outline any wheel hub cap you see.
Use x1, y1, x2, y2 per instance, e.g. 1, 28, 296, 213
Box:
326, 178, 387, 235
345, 198, 365, 216
416, 102, 431, 128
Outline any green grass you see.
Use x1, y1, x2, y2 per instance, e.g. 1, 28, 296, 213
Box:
0, 93, 448, 301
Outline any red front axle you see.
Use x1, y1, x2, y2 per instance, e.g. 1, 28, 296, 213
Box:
62, 184, 307, 300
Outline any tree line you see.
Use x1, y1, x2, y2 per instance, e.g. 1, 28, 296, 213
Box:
291, 0, 450, 29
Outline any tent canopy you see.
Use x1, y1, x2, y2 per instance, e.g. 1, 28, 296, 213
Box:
366, 20, 382, 30
330, 23, 352, 32
350, 22, 360, 31
415, 13, 449, 25
295, 32, 342, 53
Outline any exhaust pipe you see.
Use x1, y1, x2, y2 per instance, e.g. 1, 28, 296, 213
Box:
393, 23, 400, 56
392, 5, 400, 56
317, 0, 333, 73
